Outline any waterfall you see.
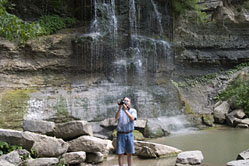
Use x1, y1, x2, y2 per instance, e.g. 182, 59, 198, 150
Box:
129, 0, 137, 36
90, 0, 98, 33
151, 0, 163, 36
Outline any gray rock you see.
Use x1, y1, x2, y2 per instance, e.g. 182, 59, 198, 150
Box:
213, 101, 230, 124
86, 152, 104, 164
228, 109, 246, 119
202, 114, 214, 127
240, 119, 249, 125
54, 121, 93, 140
237, 149, 249, 160
68, 136, 113, 154
0, 129, 34, 150
225, 114, 239, 127
0, 149, 30, 165
0, 159, 15, 166
25, 158, 59, 166
23, 120, 55, 136
236, 123, 248, 128
144, 118, 170, 138
227, 160, 249, 166
23, 131, 69, 157
0, 129, 68, 157
134, 140, 182, 158
176, 151, 204, 165
62, 152, 86, 164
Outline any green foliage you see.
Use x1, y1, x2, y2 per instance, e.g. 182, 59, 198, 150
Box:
217, 76, 249, 115
172, 0, 208, 23
0, 141, 22, 156
38, 15, 76, 35
0, 0, 76, 43
244, 1, 249, 10
0, 0, 40, 44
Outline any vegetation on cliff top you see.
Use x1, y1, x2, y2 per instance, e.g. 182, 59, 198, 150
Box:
0, 0, 76, 44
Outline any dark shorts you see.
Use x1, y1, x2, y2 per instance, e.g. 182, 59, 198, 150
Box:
116, 132, 135, 154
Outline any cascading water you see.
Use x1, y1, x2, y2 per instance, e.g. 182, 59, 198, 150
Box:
24, 0, 184, 128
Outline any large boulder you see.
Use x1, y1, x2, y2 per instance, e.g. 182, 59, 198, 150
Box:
25, 158, 59, 166
54, 121, 93, 140
62, 152, 86, 165
23, 120, 55, 136
0, 129, 34, 150
227, 160, 249, 166
23, 131, 69, 157
144, 118, 170, 138
134, 140, 182, 158
176, 151, 204, 166
213, 101, 230, 124
68, 136, 113, 155
237, 149, 249, 160
0, 129, 69, 157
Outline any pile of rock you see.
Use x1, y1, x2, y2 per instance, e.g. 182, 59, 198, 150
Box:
213, 101, 249, 128
227, 149, 249, 166
0, 119, 182, 166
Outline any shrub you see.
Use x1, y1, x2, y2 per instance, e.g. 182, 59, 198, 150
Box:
172, 0, 207, 23
218, 75, 249, 115
38, 15, 76, 35
0, 141, 22, 156
0, 0, 76, 43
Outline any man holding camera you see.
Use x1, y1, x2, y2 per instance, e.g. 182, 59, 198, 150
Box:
115, 97, 137, 166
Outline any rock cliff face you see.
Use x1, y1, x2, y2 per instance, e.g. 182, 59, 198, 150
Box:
0, 0, 249, 128
174, 0, 249, 68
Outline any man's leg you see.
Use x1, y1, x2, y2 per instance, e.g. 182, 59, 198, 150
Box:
118, 154, 124, 166
127, 153, 132, 166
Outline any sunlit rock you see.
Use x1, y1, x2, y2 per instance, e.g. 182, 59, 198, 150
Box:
176, 150, 204, 166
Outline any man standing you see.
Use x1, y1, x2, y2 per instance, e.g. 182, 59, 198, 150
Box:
115, 97, 137, 166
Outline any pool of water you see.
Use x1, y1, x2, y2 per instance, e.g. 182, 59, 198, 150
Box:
102, 126, 249, 166
150, 126, 249, 166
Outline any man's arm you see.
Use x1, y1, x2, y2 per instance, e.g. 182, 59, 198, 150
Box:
115, 105, 122, 121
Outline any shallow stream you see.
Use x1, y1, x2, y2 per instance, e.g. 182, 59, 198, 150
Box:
102, 127, 249, 166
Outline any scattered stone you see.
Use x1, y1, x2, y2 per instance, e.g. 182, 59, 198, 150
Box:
68, 136, 113, 155
236, 124, 248, 128
23, 120, 55, 136
0, 149, 30, 165
237, 149, 249, 160
25, 158, 59, 166
54, 121, 93, 141
62, 152, 86, 164
227, 160, 249, 166
86, 152, 104, 164
228, 109, 246, 119
202, 114, 214, 127
240, 119, 249, 125
176, 150, 204, 166
134, 140, 182, 158
225, 114, 238, 127
213, 101, 230, 124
